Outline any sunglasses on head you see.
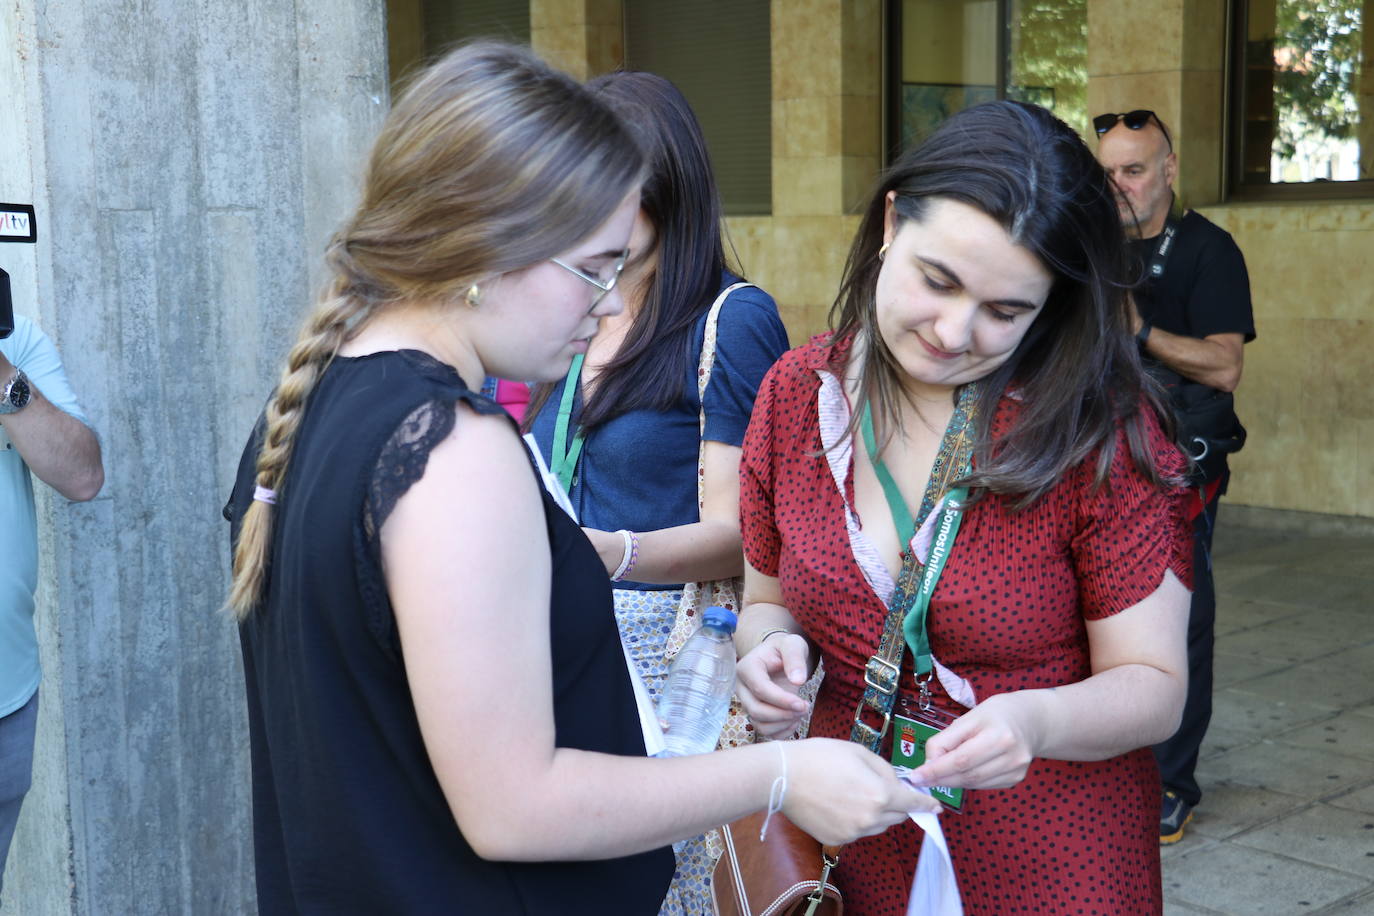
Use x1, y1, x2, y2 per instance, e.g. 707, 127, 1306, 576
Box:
1093, 110, 1172, 150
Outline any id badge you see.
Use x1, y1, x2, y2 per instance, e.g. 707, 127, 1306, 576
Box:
890, 700, 965, 812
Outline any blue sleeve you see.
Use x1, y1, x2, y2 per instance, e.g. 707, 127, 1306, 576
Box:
701, 285, 790, 447
0, 316, 89, 425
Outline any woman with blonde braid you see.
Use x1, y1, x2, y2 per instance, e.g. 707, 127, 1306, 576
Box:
223, 43, 934, 915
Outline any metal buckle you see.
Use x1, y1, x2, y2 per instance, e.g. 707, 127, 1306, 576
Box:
916, 672, 934, 712
851, 695, 891, 749
803, 851, 841, 916
863, 655, 900, 696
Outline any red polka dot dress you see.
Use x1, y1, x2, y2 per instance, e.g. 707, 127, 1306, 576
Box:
739, 335, 1193, 916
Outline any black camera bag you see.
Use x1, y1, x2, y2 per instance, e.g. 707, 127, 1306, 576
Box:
1169, 380, 1246, 484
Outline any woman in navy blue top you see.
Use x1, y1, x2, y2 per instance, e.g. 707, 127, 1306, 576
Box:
527, 73, 789, 915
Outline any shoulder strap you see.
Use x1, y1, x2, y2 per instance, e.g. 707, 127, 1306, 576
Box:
662, 283, 755, 668
694, 282, 754, 513
1148, 213, 1183, 280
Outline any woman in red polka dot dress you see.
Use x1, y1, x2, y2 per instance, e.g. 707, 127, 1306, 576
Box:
734, 101, 1194, 916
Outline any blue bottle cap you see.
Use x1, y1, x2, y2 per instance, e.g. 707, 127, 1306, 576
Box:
702, 605, 738, 632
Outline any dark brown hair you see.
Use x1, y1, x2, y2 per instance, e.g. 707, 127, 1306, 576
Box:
831, 100, 1177, 507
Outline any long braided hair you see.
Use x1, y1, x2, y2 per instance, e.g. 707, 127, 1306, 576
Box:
227, 42, 643, 619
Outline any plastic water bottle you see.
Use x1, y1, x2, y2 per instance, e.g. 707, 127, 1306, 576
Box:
656, 606, 738, 757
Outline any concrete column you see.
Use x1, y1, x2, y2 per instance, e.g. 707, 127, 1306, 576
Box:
0, 1, 387, 912
1086, 0, 1228, 206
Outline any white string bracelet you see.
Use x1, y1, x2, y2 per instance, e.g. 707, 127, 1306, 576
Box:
610, 529, 639, 582
759, 740, 788, 841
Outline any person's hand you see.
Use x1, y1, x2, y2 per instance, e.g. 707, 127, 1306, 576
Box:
906, 692, 1042, 790
780, 738, 941, 845
735, 634, 812, 739
580, 527, 623, 576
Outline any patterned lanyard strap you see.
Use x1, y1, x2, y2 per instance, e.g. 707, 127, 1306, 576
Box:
850, 383, 979, 752
550, 354, 586, 494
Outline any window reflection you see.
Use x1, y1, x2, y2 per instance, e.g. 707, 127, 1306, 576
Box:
898, 0, 998, 152
896, 0, 1087, 153
1007, 0, 1087, 137
1239, 0, 1370, 186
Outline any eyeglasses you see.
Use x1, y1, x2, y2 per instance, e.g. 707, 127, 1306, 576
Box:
1092, 110, 1172, 151
550, 249, 630, 314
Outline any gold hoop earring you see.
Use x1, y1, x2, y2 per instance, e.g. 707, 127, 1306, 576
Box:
465, 284, 481, 307
878, 243, 890, 262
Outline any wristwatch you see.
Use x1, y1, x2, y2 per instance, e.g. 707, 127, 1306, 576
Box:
0, 368, 32, 415
1135, 319, 1152, 349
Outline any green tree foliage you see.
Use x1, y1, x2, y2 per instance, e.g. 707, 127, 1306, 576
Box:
1271, 0, 1364, 159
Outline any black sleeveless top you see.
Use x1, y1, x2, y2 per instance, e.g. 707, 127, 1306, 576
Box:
225, 350, 673, 915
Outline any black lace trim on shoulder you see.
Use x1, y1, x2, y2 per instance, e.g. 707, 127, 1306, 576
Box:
362, 378, 512, 541
357, 375, 516, 657
364, 398, 457, 541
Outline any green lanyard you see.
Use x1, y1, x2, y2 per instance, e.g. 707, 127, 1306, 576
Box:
859, 401, 967, 678
902, 487, 967, 677
550, 354, 586, 493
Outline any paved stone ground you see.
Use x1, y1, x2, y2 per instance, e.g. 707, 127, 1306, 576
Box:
1161, 515, 1374, 915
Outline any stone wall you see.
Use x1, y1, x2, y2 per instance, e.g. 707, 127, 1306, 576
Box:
1205, 202, 1374, 518
728, 0, 882, 337
531, 0, 881, 341
0, 1, 388, 911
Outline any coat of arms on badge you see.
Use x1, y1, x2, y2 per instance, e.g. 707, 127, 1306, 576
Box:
900, 722, 916, 759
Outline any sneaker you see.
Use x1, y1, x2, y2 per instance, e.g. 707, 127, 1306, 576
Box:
1160, 789, 1194, 845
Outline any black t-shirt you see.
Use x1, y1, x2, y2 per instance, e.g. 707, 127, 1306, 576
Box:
224, 350, 673, 915
1130, 210, 1255, 484
1131, 209, 1255, 347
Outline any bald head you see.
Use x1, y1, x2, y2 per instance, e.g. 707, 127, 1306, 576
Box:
1097, 120, 1177, 239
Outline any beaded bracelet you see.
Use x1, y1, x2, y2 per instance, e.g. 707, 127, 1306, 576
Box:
610, 529, 640, 582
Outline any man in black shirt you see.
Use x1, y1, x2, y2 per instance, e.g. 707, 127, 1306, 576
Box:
1097, 110, 1256, 845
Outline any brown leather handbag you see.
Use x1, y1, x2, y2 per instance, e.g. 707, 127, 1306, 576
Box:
711, 809, 842, 916
711, 525, 939, 915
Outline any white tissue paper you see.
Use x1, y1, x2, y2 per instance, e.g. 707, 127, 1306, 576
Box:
905, 786, 964, 916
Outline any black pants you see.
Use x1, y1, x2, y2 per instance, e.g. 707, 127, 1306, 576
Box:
1152, 494, 1219, 808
